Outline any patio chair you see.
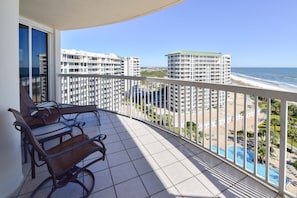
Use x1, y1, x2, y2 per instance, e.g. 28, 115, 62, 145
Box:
23, 121, 74, 179
9, 108, 106, 198
20, 85, 101, 129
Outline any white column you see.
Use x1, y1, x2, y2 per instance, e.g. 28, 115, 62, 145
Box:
53, 29, 61, 102
0, 0, 23, 197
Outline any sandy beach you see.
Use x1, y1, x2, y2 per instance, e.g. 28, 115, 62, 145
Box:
231, 74, 291, 92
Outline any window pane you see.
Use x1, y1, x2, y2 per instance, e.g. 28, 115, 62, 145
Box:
19, 24, 29, 91
32, 28, 48, 103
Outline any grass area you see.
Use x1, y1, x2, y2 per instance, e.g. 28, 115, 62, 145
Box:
141, 69, 167, 78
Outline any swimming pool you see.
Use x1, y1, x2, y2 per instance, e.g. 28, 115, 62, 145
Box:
211, 146, 288, 186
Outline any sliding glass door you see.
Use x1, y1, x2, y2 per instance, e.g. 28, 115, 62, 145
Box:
19, 24, 48, 103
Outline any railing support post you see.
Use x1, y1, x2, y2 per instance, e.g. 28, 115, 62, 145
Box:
279, 99, 288, 196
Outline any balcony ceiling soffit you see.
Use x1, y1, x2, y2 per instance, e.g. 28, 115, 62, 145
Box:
20, 0, 183, 30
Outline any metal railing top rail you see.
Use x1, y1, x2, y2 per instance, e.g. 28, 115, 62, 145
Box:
59, 73, 297, 101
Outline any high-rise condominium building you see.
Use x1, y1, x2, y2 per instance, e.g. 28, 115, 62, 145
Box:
167, 50, 231, 112
121, 57, 140, 76
121, 57, 141, 95
61, 49, 139, 110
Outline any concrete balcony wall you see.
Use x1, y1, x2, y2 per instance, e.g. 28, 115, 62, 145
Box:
0, 0, 23, 197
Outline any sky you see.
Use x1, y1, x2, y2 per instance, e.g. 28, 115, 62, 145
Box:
61, 0, 297, 68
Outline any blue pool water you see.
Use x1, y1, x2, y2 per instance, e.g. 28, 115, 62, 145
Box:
211, 146, 288, 186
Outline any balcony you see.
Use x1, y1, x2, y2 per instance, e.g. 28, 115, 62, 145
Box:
12, 111, 277, 197
12, 74, 297, 197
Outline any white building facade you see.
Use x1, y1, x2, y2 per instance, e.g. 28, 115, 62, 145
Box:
60, 49, 141, 110
121, 57, 141, 96
60, 49, 123, 110
167, 50, 231, 112
121, 57, 140, 76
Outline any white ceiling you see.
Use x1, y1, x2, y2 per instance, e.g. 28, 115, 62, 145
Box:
20, 0, 184, 30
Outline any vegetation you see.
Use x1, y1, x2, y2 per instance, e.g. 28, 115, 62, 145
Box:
141, 69, 167, 78
185, 121, 203, 142
294, 160, 297, 169
234, 98, 297, 164
254, 98, 297, 163
288, 126, 297, 152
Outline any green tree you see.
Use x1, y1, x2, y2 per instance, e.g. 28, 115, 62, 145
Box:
258, 128, 266, 141
257, 140, 275, 164
288, 126, 297, 152
270, 130, 279, 146
270, 118, 280, 145
270, 118, 279, 133
288, 104, 297, 117
258, 142, 266, 164
186, 121, 196, 139
271, 99, 280, 115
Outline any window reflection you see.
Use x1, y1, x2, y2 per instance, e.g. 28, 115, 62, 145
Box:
19, 24, 48, 103
32, 29, 48, 103
19, 24, 29, 91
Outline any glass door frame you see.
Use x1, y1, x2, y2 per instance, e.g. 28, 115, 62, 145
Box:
19, 17, 54, 102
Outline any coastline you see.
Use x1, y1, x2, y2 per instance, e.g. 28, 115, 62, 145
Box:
231, 74, 290, 92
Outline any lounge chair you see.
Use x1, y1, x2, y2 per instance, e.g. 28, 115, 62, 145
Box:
9, 108, 106, 197
20, 85, 101, 128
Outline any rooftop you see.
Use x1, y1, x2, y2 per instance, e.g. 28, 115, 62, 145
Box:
166, 50, 225, 56
11, 111, 278, 198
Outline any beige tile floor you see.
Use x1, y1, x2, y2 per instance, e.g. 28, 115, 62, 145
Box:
10, 111, 278, 198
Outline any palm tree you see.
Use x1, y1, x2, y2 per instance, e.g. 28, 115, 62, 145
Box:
288, 104, 297, 117
288, 126, 297, 152
186, 121, 197, 139
258, 128, 266, 141
270, 118, 279, 133
271, 99, 280, 114
270, 118, 280, 146
258, 141, 266, 164
270, 130, 279, 146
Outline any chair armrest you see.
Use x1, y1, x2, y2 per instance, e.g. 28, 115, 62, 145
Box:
45, 134, 106, 160
29, 107, 58, 125
31, 102, 62, 125
37, 101, 59, 108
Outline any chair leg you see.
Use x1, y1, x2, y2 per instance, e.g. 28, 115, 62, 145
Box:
73, 121, 85, 134
93, 111, 101, 126
31, 169, 95, 198
24, 138, 28, 163
73, 169, 95, 198
30, 147, 36, 179
30, 176, 52, 198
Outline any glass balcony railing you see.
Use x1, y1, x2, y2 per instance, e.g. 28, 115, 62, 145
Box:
59, 73, 297, 197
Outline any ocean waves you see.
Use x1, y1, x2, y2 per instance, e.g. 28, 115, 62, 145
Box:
231, 67, 297, 93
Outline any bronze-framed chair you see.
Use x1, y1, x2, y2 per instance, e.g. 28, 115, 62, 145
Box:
20, 85, 101, 129
9, 108, 106, 197
25, 122, 74, 179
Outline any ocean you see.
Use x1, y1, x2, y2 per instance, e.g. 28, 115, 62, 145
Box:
231, 67, 297, 93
